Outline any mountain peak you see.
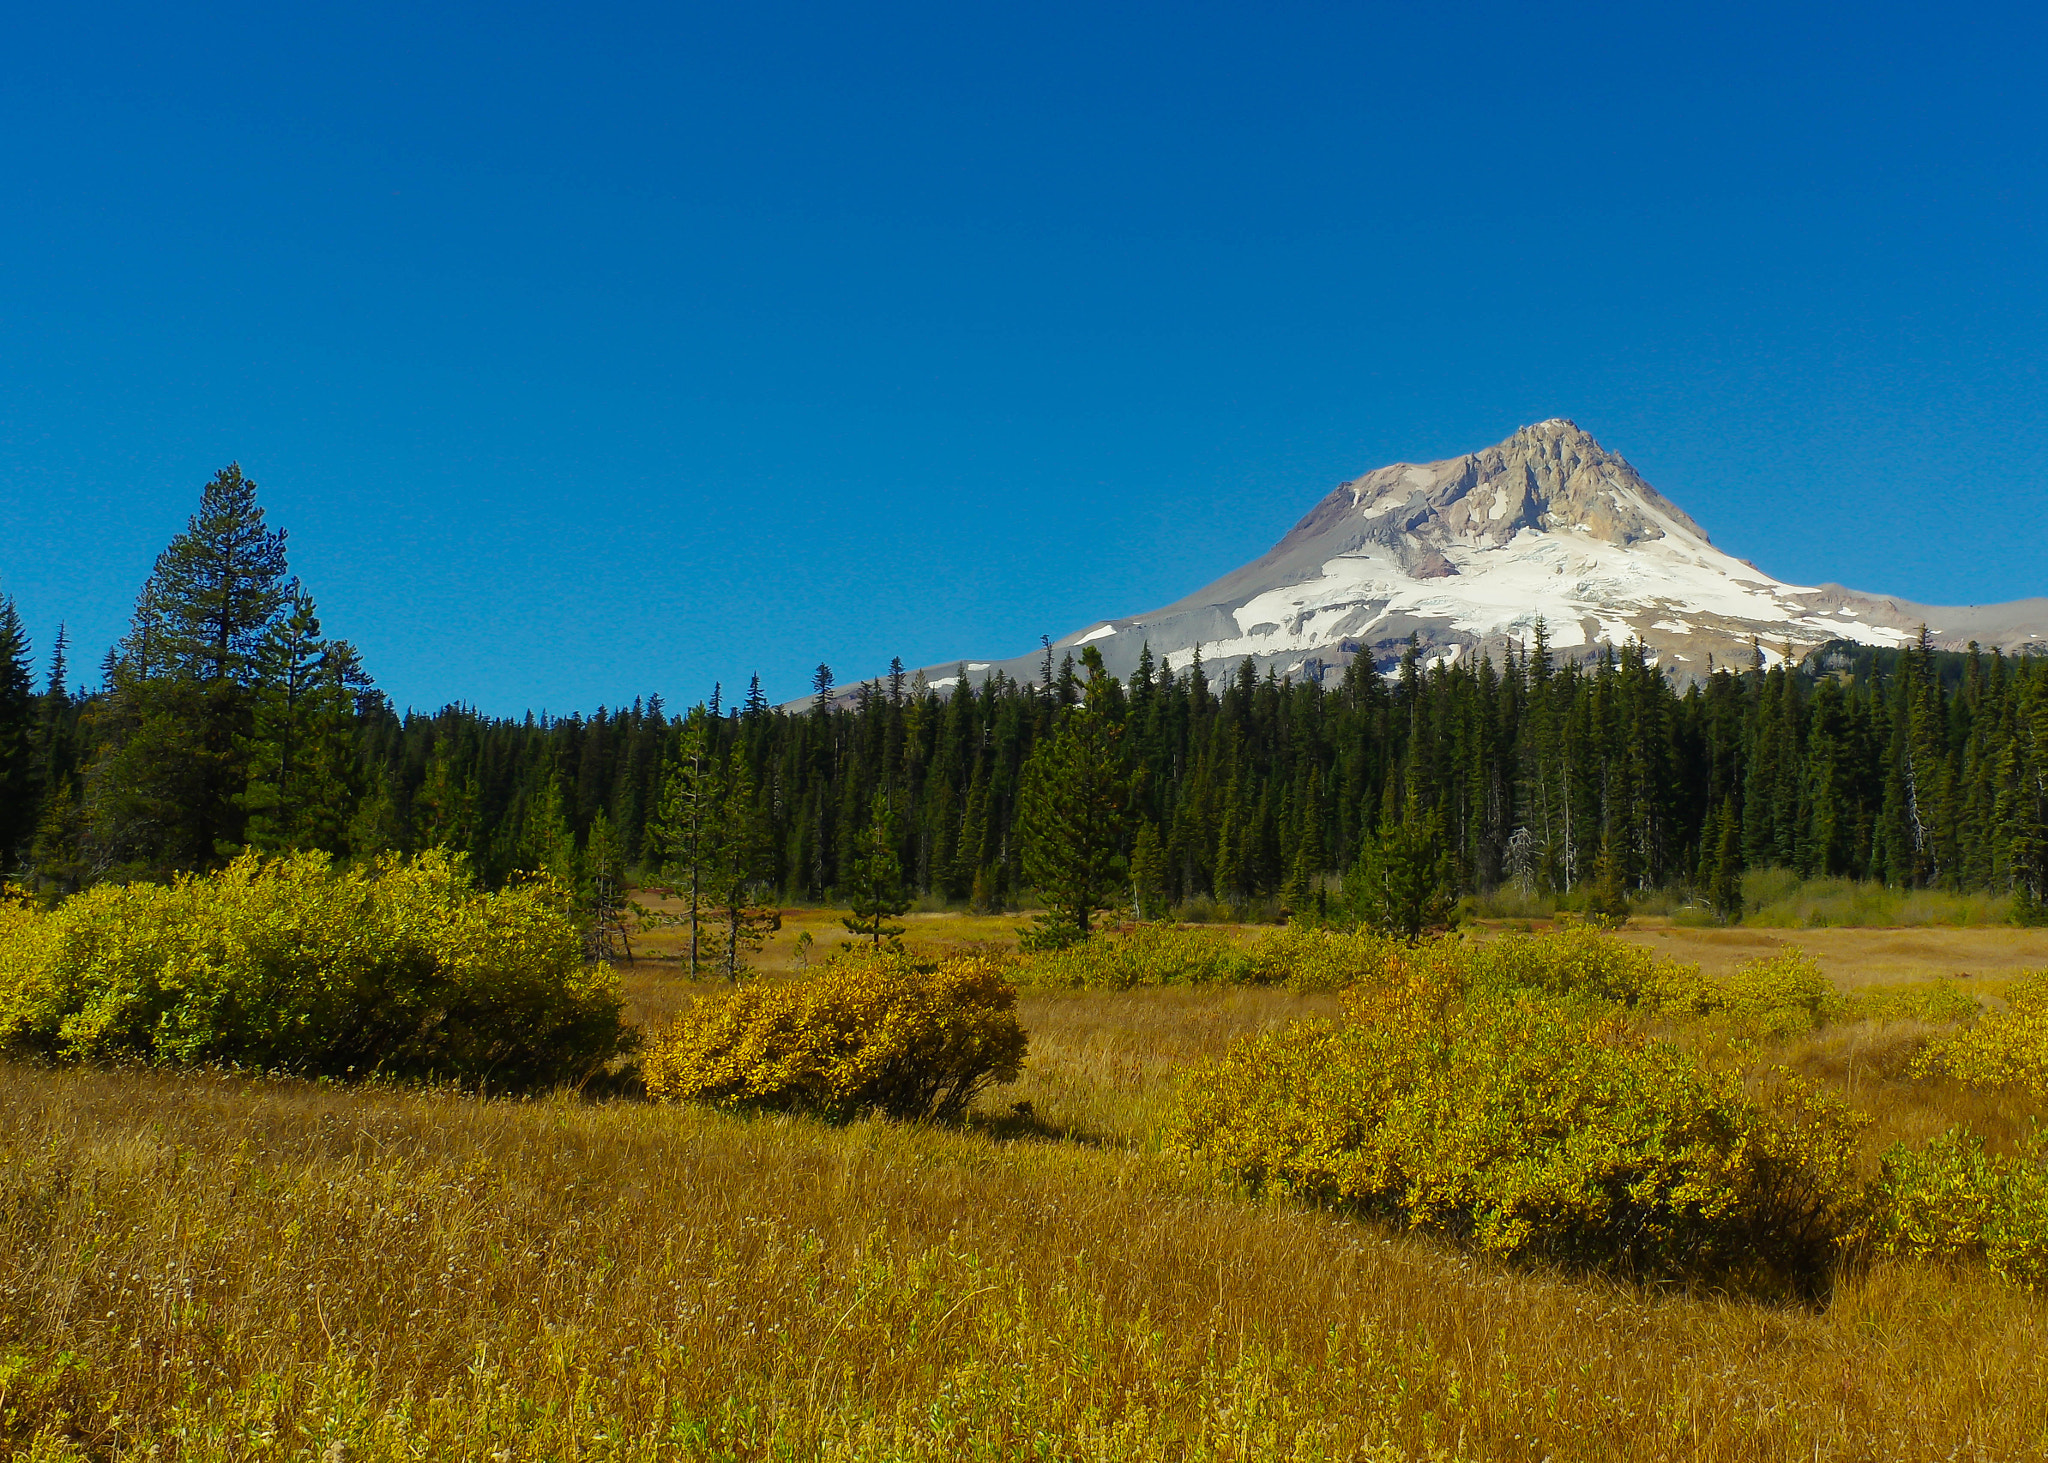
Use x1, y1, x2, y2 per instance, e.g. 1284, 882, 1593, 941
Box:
867, 422, 2048, 708
1315, 419, 1706, 561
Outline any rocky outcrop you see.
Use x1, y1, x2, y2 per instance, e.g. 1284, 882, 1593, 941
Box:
1326, 418, 1707, 554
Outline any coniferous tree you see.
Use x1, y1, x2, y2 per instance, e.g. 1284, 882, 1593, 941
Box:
242, 587, 369, 853
1017, 701, 1132, 942
0, 593, 36, 863
14, 478, 2048, 929
1348, 791, 1456, 942
1587, 830, 1630, 925
150, 464, 294, 683
1704, 797, 1745, 924
87, 466, 297, 874
647, 712, 716, 976
414, 736, 479, 856
582, 807, 636, 961
1130, 821, 1166, 921
708, 753, 777, 980
523, 768, 578, 889
346, 772, 405, 861
841, 794, 910, 947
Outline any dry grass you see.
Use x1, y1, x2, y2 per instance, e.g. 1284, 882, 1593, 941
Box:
1614, 921, 2048, 990
5, 920, 2048, 1460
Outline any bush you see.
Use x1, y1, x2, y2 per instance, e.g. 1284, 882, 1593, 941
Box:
1015, 924, 1253, 989
1835, 979, 1981, 1025
1713, 948, 1838, 1034
1015, 916, 1086, 953
1870, 1127, 2048, 1287
1466, 926, 1706, 1010
0, 851, 628, 1089
1242, 924, 1407, 992
1916, 972, 2048, 1097
641, 951, 1028, 1121
1014, 922, 1407, 993
1468, 932, 1843, 1033
1172, 967, 1866, 1296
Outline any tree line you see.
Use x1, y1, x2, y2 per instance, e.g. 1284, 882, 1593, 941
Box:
4, 467, 2046, 930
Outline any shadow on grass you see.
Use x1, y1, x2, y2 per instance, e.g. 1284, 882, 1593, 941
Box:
965, 1099, 1112, 1148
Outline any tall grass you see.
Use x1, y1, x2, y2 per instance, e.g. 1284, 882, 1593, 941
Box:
6, 973, 2048, 1459
1738, 869, 2015, 928
1470, 871, 2018, 929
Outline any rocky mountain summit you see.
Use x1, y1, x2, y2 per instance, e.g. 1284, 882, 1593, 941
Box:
897, 420, 2048, 697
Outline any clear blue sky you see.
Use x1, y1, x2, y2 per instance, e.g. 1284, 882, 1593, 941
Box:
4, 1, 2044, 715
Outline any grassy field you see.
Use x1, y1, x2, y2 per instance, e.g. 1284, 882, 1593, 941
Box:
5, 914, 2048, 1459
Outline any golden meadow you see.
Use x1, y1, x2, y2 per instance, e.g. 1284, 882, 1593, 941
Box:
6, 860, 2048, 1460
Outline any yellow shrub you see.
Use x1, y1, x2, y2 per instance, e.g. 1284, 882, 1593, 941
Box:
1871, 1128, 2048, 1287
1713, 948, 1838, 1033
1016, 922, 1407, 993
1172, 972, 1866, 1296
1918, 973, 2048, 1097
1835, 980, 1981, 1024
1243, 924, 1407, 992
1467, 926, 1707, 1010
1014, 924, 1252, 988
0, 851, 627, 1089
642, 951, 1028, 1121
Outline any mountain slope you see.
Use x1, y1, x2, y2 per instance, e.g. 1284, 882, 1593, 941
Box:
895, 420, 2048, 697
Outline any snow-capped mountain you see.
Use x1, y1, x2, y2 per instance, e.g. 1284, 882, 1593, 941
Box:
900, 420, 2048, 696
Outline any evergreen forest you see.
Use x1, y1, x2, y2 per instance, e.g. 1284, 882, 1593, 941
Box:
5, 466, 2047, 923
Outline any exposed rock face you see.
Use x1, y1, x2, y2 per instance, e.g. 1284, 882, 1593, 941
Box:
852, 420, 2048, 701
1316, 418, 1707, 556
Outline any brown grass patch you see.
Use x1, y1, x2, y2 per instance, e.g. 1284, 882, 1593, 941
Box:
1619, 921, 2048, 989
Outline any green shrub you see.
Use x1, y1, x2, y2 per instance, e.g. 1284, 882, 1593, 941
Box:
1014, 924, 1253, 989
0, 851, 628, 1089
1242, 924, 1406, 992
1172, 967, 1866, 1295
1015, 916, 1086, 953
641, 951, 1027, 1121
1870, 1128, 2048, 1287
1014, 922, 1407, 993
1916, 973, 2048, 1097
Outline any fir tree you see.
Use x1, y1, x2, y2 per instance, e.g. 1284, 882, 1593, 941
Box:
1587, 830, 1630, 925
1704, 798, 1745, 924
523, 768, 578, 889
1017, 703, 1132, 942
582, 807, 636, 962
647, 711, 716, 976
1130, 821, 1166, 920
87, 466, 297, 873
0, 593, 36, 861
415, 737, 479, 855
841, 795, 910, 947
241, 587, 369, 852
1348, 792, 1456, 942
708, 753, 777, 980
346, 772, 405, 860
149, 464, 294, 684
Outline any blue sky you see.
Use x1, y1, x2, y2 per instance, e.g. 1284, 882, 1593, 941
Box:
3, 1, 2044, 714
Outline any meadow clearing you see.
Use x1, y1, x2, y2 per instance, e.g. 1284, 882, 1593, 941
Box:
4, 908, 2048, 1461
